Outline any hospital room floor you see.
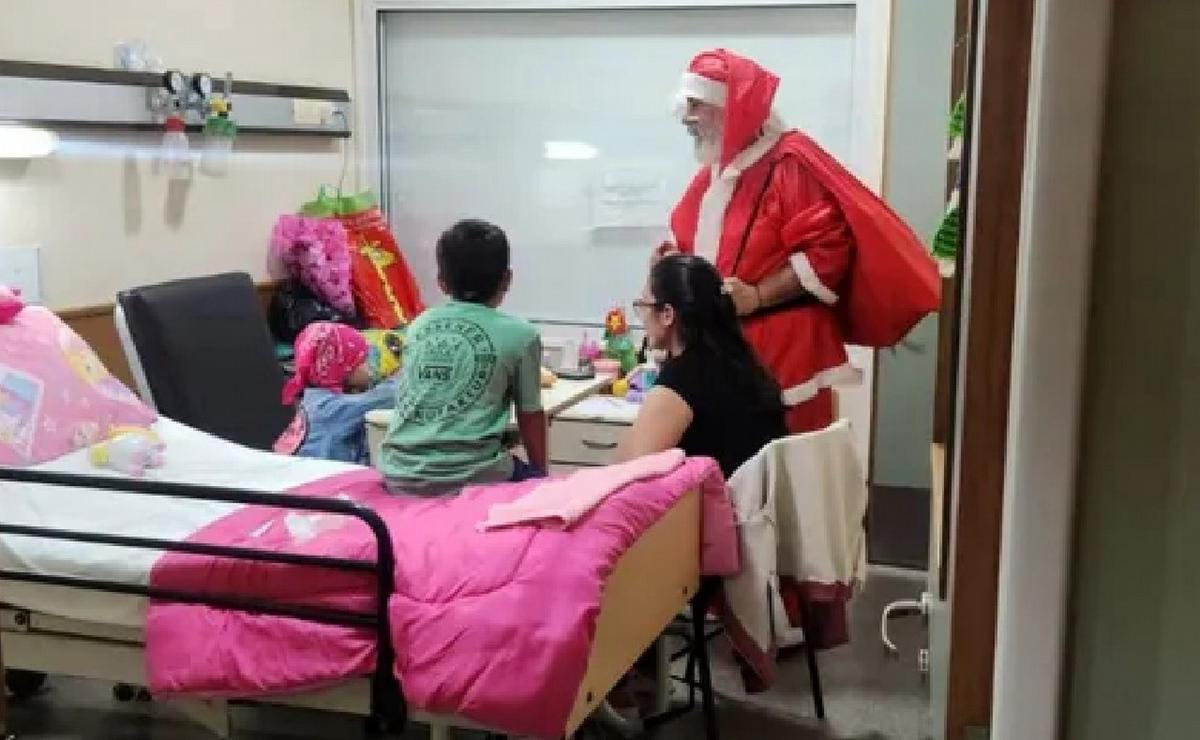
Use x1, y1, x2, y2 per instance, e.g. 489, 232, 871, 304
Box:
6, 567, 929, 740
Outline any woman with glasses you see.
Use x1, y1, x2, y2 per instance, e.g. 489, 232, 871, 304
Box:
616, 254, 786, 477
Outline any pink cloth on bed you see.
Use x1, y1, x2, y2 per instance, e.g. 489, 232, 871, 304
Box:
146, 457, 738, 738
477, 448, 686, 531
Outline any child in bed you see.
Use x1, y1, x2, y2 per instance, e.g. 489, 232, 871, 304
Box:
274, 322, 399, 464
378, 219, 548, 495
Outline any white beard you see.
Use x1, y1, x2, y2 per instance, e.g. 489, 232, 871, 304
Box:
692, 133, 721, 166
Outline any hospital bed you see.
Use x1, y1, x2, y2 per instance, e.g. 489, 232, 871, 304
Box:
0, 418, 713, 740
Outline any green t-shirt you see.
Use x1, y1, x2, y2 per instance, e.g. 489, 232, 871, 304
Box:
379, 301, 543, 493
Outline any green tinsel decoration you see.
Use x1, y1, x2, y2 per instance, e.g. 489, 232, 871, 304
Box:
932, 203, 959, 261
947, 94, 966, 140
928, 93, 967, 260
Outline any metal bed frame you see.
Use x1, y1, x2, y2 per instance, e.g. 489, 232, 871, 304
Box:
0, 467, 405, 737
0, 468, 719, 740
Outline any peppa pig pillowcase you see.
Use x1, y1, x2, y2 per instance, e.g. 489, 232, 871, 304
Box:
0, 305, 156, 466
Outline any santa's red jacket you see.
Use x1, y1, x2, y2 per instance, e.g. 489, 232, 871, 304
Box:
671, 49, 940, 432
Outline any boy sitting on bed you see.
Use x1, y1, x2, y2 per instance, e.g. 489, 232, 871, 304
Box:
378, 219, 548, 495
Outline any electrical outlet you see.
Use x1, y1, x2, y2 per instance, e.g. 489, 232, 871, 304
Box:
292, 100, 334, 126
0, 245, 41, 303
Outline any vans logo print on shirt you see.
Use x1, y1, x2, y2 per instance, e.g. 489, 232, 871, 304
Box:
396, 317, 498, 423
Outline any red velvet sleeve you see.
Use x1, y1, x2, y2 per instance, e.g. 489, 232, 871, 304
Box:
771, 157, 852, 305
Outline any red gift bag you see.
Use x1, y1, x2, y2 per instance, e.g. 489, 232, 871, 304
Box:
338, 205, 425, 329
303, 188, 425, 330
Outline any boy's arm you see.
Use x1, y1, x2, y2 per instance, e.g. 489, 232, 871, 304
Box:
516, 410, 549, 472
513, 334, 548, 471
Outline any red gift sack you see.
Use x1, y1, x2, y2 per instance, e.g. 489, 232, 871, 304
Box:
339, 207, 424, 329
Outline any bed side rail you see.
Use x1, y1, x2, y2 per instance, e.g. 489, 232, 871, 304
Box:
0, 467, 404, 732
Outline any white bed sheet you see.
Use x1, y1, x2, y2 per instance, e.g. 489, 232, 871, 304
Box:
0, 418, 360, 628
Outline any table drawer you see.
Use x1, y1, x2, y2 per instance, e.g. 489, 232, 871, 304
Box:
550, 419, 628, 466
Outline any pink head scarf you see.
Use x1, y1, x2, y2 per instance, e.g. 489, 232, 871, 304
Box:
281, 322, 369, 405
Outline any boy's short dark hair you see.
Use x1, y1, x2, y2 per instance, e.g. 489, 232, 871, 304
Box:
436, 219, 511, 303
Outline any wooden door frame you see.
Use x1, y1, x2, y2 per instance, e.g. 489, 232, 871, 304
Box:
942, 0, 1037, 736
988, 0, 1113, 738
944, 0, 1113, 737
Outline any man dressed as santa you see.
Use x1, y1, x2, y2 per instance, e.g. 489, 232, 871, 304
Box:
662, 49, 940, 433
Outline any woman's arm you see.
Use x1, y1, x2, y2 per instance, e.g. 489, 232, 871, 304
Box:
616, 387, 695, 462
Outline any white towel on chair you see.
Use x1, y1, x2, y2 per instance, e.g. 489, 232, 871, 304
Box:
724, 419, 868, 651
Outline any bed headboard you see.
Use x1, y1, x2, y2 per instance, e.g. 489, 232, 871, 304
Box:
56, 281, 278, 391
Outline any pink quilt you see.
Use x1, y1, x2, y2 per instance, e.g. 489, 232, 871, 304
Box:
147, 457, 737, 738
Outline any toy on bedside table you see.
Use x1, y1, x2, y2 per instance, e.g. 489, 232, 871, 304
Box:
579, 333, 603, 364
622, 363, 659, 404
89, 426, 165, 477
602, 307, 638, 375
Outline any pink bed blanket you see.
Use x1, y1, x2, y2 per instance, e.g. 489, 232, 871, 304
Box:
146, 457, 737, 738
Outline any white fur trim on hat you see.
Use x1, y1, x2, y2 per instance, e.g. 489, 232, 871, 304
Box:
789, 252, 839, 305
678, 71, 728, 107
694, 115, 786, 264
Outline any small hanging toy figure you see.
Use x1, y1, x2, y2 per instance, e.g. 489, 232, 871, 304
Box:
602, 307, 638, 375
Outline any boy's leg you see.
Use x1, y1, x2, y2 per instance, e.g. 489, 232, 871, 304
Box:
509, 456, 546, 482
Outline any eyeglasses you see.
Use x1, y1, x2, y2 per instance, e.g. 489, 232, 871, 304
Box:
632, 299, 664, 313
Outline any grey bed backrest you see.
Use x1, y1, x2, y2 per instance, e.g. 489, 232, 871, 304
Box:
115, 272, 293, 450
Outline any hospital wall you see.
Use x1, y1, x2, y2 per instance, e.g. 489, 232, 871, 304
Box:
0, 0, 355, 309
872, 0, 955, 493
1063, 0, 1200, 737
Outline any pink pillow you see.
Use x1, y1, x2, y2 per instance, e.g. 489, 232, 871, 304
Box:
0, 306, 156, 466
0, 284, 22, 323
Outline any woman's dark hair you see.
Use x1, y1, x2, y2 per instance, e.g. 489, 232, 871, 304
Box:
436, 219, 510, 303
649, 254, 784, 414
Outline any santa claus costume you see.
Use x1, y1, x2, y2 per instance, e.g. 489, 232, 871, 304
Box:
670, 49, 940, 434
669, 49, 940, 685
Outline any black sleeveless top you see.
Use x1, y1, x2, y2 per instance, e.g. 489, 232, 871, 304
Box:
655, 349, 787, 477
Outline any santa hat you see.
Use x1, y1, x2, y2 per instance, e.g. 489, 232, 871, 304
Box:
677, 49, 782, 171
282, 322, 369, 405
677, 49, 786, 262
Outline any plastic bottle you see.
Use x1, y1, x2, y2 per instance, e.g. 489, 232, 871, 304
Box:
161, 114, 192, 180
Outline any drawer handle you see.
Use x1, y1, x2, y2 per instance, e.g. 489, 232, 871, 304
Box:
581, 439, 618, 451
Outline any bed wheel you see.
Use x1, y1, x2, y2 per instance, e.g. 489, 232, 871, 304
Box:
573, 719, 631, 740
363, 715, 392, 737
4, 669, 47, 700
363, 715, 406, 738
112, 683, 138, 702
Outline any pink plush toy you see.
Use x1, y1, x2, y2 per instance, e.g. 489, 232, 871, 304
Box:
269, 215, 355, 316
0, 284, 24, 323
